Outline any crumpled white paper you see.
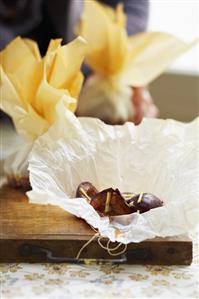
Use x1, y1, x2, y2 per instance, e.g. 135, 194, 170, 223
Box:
0, 36, 87, 186
28, 102, 199, 243
4, 141, 33, 179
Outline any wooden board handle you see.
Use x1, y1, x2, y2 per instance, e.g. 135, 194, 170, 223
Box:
19, 243, 128, 264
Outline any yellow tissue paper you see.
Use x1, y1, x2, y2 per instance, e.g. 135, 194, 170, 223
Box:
0, 36, 87, 138
76, 0, 196, 124
0, 36, 87, 187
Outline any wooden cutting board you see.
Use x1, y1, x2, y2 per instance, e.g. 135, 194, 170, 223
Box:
0, 186, 192, 265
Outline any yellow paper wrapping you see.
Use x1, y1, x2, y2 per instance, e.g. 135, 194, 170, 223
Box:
0, 36, 87, 186
76, 0, 196, 123
0, 36, 87, 139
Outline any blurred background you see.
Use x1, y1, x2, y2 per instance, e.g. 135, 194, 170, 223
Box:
0, 0, 198, 148
1, 0, 198, 168
149, 0, 199, 122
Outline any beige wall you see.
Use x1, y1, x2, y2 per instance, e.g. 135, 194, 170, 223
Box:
150, 73, 199, 122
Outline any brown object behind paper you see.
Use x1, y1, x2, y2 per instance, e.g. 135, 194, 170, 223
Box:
0, 186, 192, 265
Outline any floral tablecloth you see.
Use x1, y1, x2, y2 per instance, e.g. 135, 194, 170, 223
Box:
1, 127, 198, 299
1, 242, 198, 299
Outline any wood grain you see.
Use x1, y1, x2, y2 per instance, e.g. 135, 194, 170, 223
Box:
0, 186, 94, 240
0, 186, 192, 264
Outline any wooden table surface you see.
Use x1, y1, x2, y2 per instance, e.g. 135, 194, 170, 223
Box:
0, 124, 198, 299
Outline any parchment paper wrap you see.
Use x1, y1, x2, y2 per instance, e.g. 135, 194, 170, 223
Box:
0, 36, 87, 186
76, 0, 196, 124
28, 102, 199, 243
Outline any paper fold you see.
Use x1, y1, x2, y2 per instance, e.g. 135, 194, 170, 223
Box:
76, 0, 196, 86
76, 0, 197, 123
0, 36, 87, 182
27, 103, 199, 243
0, 36, 87, 138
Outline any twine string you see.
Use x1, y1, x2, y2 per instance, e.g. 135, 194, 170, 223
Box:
107, 239, 123, 251
76, 230, 127, 260
76, 232, 99, 259
106, 243, 127, 256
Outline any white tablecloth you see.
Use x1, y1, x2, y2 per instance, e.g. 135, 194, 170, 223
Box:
1, 126, 198, 299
